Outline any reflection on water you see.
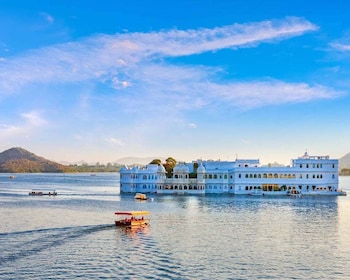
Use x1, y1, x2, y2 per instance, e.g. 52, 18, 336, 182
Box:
0, 174, 350, 279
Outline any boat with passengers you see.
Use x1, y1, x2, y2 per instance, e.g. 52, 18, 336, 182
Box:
114, 211, 150, 227
29, 189, 57, 196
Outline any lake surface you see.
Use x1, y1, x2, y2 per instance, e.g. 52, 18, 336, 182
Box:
1, 173, 350, 279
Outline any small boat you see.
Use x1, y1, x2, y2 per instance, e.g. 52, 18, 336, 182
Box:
134, 193, 147, 200
9, 175, 15, 179
29, 189, 57, 196
287, 189, 302, 198
249, 189, 263, 196
114, 211, 150, 227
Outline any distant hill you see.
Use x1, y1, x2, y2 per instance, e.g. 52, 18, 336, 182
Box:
339, 152, 350, 171
0, 147, 76, 173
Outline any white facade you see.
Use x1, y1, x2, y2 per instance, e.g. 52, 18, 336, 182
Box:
120, 152, 344, 196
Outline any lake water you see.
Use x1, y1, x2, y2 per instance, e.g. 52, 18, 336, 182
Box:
1, 173, 350, 279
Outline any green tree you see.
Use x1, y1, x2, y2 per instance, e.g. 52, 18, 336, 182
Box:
164, 157, 177, 178
150, 159, 162, 165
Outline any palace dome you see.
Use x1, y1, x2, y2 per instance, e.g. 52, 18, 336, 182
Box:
173, 163, 189, 173
157, 164, 166, 173
197, 163, 206, 173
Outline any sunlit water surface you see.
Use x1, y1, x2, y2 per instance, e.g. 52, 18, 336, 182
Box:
1, 173, 350, 279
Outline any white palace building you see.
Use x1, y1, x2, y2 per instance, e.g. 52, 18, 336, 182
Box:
119, 152, 346, 196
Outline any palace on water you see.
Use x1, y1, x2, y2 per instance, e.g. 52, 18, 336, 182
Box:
120, 152, 346, 196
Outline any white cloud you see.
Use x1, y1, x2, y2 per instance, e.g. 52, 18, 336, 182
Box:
330, 42, 350, 51
21, 111, 48, 127
188, 123, 197, 128
210, 80, 344, 109
0, 16, 339, 123
0, 17, 317, 95
0, 111, 47, 139
106, 137, 124, 146
39, 12, 54, 24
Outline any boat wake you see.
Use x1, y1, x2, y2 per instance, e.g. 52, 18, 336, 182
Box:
0, 224, 114, 264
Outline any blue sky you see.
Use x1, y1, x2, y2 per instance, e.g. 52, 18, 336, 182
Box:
1, 0, 350, 165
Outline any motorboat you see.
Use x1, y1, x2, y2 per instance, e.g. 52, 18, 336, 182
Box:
29, 189, 57, 196
114, 211, 150, 227
287, 189, 302, 198
134, 193, 147, 200
249, 189, 263, 196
